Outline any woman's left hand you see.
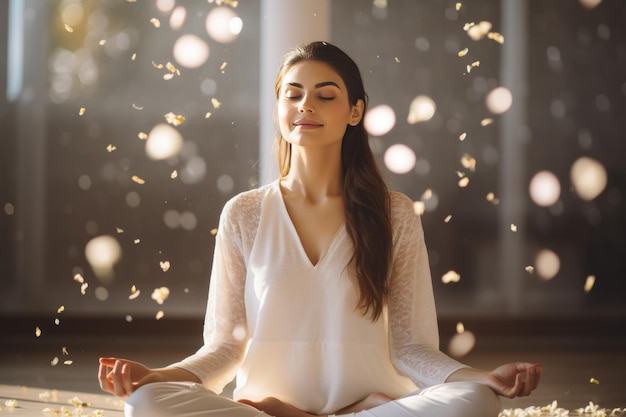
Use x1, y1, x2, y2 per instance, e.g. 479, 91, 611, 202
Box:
483, 362, 542, 398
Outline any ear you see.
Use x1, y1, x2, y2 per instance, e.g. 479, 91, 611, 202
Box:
348, 99, 365, 126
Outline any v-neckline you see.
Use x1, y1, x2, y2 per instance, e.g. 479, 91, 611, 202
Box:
275, 181, 345, 268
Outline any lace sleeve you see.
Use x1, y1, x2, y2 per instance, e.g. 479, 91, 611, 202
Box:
171, 193, 258, 394
387, 192, 468, 388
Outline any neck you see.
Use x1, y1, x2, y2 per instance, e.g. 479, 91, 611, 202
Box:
282, 144, 343, 201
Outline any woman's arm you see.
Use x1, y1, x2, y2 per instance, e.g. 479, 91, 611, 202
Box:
386, 193, 468, 387
98, 194, 254, 397
166, 195, 252, 393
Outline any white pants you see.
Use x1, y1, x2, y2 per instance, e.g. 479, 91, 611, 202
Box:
125, 381, 501, 417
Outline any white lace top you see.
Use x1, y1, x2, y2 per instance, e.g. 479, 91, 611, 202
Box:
173, 180, 467, 414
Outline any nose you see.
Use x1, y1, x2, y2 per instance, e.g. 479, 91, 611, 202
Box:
298, 96, 314, 113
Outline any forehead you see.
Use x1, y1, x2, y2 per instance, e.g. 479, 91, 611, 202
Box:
282, 60, 345, 88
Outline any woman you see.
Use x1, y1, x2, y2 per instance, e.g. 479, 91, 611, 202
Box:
99, 41, 541, 417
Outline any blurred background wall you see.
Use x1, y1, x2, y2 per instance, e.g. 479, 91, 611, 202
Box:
1, 0, 625, 324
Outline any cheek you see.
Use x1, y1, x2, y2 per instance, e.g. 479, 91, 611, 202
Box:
277, 103, 292, 131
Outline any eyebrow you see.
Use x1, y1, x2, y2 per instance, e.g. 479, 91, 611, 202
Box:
286, 81, 341, 89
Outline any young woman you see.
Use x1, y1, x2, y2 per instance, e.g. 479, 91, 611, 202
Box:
99, 41, 541, 417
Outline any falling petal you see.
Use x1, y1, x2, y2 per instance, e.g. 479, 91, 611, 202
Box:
488, 32, 504, 44
461, 154, 476, 171
442, 270, 461, 284
164, 112, 185, 126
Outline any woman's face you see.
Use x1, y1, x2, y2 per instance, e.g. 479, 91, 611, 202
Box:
277, 60, 363, 149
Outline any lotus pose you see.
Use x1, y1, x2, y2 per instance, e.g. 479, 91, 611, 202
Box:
99, 41, 541, 417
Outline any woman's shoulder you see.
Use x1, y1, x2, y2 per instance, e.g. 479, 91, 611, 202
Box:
388, 190, 418, 219
221, 181, 275, 222
388, 190, 424, 232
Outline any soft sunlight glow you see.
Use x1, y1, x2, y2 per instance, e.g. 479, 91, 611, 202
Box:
535, 249, 560, 281
570, 157, 608, 201
85, 235, 122, 282
407, 95, 436, 124
384, 144, 416, 174
364, 104, 396, 136
485, 86, 513, 114
169, 6, 187, 30
146, 124, 183, 160
173, 34, 209, 69
205, 7, 242, 43
529, 171, 561, 207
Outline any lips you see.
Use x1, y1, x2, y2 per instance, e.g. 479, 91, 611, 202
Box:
293, 119, 323, 127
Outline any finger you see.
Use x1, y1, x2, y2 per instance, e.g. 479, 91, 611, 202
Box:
237, 399, 260, 410
511, 372, 524, 398
98, 362, 114, 393
122, 362, 134, 394
527, 365, 541, 393
521, 370, 532, 396
99, 357, 119, 367
112, 360, 129, 397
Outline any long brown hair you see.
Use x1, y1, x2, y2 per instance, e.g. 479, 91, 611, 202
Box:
274, 41, 392, 321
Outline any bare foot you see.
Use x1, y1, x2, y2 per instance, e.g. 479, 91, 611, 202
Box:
335, 392, 394, 414
239, 397, 317, 417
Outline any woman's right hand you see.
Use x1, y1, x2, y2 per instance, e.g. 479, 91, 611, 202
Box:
98, 357, 162, 398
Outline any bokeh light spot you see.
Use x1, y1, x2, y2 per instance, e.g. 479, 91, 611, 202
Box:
535, 249, 560, 280
579, 0, 602, 9
570, 157, 607, 201
206, 7, 242, 43
384, 144, 416, 174
169, 6, 187, 30
146, 123, 184, 160
364, 104, 396, 136
173, 34, 209, 69
407, 95, 436, 124
485, 86, 513, 114
448, 327, 476, 357
85, 235, 122, 282
529, 171, 561, 207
